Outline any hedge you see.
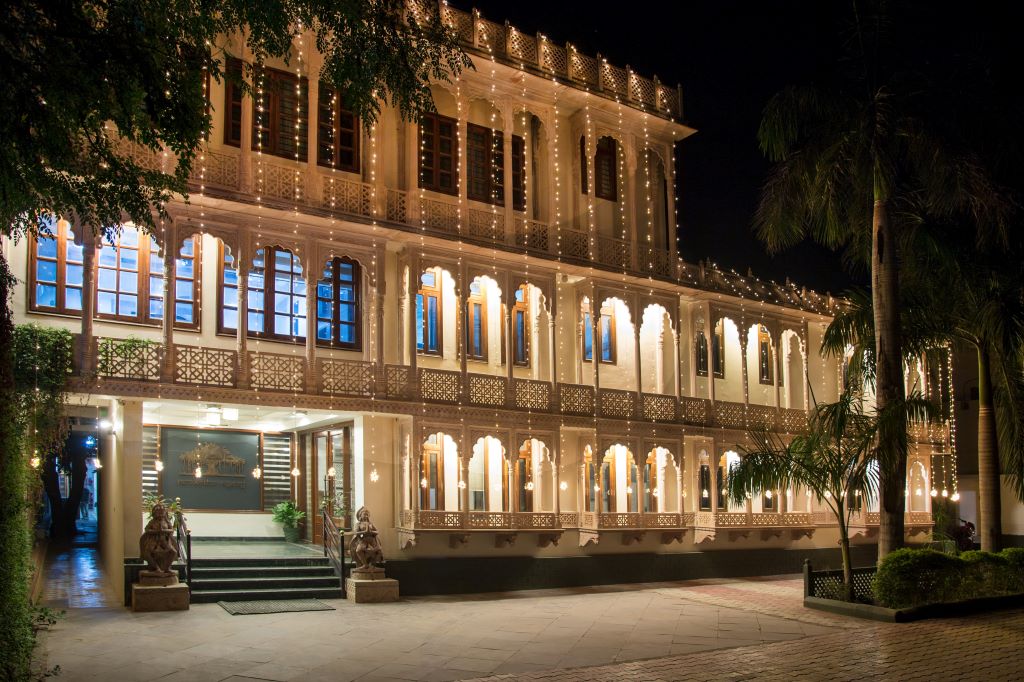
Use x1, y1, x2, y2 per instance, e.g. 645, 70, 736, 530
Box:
873, 548, 1024, 609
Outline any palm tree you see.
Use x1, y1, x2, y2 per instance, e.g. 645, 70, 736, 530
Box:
728, 390, 929, 601
754, 1, 1008, 558
823, 246, 1024, 552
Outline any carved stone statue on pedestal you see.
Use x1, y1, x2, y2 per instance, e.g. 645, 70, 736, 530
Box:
139, 503, 178, 578
349, 506, 385, 575
345, 507, 399, 602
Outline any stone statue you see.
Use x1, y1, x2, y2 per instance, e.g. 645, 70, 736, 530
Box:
139, 503, 178, 576
349, 507, 384, 571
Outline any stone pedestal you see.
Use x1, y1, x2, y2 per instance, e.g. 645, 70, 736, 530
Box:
132, 572, 190, 612
346, 568, 399, 603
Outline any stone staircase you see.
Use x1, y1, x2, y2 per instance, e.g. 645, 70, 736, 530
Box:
189, 556, 343, 603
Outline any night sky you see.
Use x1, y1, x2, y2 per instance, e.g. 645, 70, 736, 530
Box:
461, 1, 1020, 296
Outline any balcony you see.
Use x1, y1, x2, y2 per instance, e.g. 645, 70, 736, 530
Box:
397, 509, 563, 548
577, 511, 696, 547
693, 511, 816, 543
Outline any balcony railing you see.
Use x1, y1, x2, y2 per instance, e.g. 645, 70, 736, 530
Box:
79, 338, 947, 448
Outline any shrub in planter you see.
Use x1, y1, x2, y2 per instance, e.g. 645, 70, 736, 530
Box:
873, 548, 965, 609
271, 501, 306, 543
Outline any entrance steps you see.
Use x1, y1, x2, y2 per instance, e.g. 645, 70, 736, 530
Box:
189, 556, 343, 603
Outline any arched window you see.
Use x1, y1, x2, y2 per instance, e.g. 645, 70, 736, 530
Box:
599, 304, 616, 364
583, 446, 597, 512
643, 450, 658, 513
582, 302, 594, 361
30, 220, 198, 327
699, 462, 712, 511
316, 257, 361, 349
712, 327, 725, 379
515, 443, 534, 512
420, 435, 444, 510
580, 136, 618, 201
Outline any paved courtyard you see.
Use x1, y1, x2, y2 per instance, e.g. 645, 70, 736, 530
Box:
36, 570, 1024, 681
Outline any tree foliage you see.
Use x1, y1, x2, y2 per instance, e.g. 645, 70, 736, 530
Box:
0, 0, 470, 239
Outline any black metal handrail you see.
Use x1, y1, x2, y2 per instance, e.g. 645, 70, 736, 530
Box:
174, 512, 192, 588
322, 508, 345, 584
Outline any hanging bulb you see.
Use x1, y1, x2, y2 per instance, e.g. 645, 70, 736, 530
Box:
457, 479, 466, 490
194, 465, 201, 478
765, 490, 773, 500
252, 466, 262, 479
154, 459, 164, 472
30, 456, 41, 469
823, 490, 832, 499
327, 466, 336, 478
524, 481, 534, 491
915, 488, 923, 497
370, 467, 379, 483
702, 488, 709, 499
930, 488, 938, 498
421, 477, 429, 489
291, 466, 300, 478
941, 488, 949, 498
652, 488, 659, 498
951, 492, 961, 502
559, 481, 568, 491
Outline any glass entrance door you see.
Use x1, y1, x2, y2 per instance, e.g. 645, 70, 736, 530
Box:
311, 426, 352, 544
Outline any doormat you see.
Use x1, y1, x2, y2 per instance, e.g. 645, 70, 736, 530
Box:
217, 599, 336, 615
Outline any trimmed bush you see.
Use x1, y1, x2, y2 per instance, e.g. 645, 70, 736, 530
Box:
873, 548, 1024, 609
873, 548, 965, 608
960, 550, 1012, 596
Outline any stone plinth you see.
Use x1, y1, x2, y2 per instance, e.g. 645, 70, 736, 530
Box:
132, 574, 189, 612
346, 570, 399, 603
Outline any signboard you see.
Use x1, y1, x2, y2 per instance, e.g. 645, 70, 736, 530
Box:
160, 428, 261, 511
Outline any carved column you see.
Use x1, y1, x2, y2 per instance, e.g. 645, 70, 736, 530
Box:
739, 323, 750, 408
160, 224, 177, 383
77, 221, 96, 378
375, 253, 386, 368
590, 284, 600, 396
505, 285, 514, 404
407, 253, 419, 377
457, 263, 467, 378
502, 106, 515, 246
235, 242, 250, 390
633, 298, 642, 398
239, 46, 253, 193
706, 303, 716, 404
626, 139, 639, 271
304, 247, 317, 394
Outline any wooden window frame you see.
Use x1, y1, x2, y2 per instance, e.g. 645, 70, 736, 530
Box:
418, 112, 458, 196
250, 64, 309, 162
583, 448, 597, 513
695, 333, 709, 377
465, 124, 527, 210
218, 244, 308, 344
582, 309, 594, 362
599, 306, 616, 365
28, 218, 83, 317
511, 135, 526, 212
698, 464, 712, 511
316, 257, 362, 350
594, 136, 618, 202
316, 83, 360, 173
643, 451, 658, 514
29, 222, 199, 329
758, 326, 774, 385
512, 285, 530, 367
515, 443, 534, 513
712, 329, 725, 379
224, 58, 244, 147
420, 436, 445, 511
465, 280, 488, 362
416, 268, 443, 356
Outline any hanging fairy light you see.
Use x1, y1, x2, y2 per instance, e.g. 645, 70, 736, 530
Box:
154, 459, 164, 472
252, 465, 262, 479
194, 464, 202, 478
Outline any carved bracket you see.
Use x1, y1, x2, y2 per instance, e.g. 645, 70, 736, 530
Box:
494, 532, 518, 548
660, 530, 686, 545
398, 530, 417, 550
790, 528, 815, 541
693, 528, 716, 544
760, 528, 784, 541
728, 529, 751, 542
579, 529, 600, 547
537, 533, 560, 548
621, 531, 645, 546
448, 533, 470, 549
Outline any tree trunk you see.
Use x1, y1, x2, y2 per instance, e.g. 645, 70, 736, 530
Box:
977, 346, 1001, 551
838, 512, 854, 602
871, 197, 907, 561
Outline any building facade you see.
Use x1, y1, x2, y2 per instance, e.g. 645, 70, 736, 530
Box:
6, 4, 952, 597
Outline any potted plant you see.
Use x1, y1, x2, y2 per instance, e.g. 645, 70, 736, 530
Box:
271, 501, 306, 543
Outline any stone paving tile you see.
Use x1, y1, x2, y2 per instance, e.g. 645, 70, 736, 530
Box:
472, 609, 1024, 682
